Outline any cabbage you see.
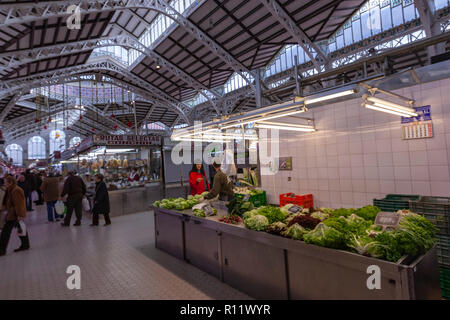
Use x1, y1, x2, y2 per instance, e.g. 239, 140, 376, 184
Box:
153, 201, 161, 207
280, 204, 294, 215
267, 222, 287, 235
311, 211, 330, 221
244, 215, 269, 231
242, 209, 259, 220
304, 223, 346, 249
281, 223, 308, 240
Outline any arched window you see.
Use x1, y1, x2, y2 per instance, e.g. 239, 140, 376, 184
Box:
50, 130, 66, 154
28, 136, 46, 159
69, 136, 81, 148
5, 144, 23, 165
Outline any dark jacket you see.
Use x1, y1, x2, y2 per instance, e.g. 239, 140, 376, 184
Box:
204, 169, 234, 201
61, 175, 86, 198
25, 173, 37, 191
41, 177, 60, 202
92, 181, 110, 215
6, 185, 27, 221
18, 180, 30, 197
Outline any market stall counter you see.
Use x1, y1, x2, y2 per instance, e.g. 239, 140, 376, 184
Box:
152, 206, 442, 300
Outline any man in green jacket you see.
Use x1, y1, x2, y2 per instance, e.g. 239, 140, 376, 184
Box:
202, 162, 234, 201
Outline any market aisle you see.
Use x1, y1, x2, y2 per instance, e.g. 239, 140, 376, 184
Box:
0, 206, 250, 300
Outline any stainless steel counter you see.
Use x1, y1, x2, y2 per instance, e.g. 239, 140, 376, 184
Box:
153, 207, 442, 300
108, 183, 164, 217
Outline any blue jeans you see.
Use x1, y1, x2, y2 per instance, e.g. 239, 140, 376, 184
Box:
46, 201, 60, 221
26, 194, 33, 211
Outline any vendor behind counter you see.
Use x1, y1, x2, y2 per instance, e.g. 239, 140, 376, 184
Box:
202, 162, 234, 202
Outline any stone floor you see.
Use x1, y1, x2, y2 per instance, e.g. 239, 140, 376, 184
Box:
0, 204, 250, 300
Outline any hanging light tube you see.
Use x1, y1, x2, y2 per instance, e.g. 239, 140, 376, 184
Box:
364, 103, 417, 117
172, 137, 232, 143
220, 108, 306, 130
255, 121, 316, 132
365, 96, 418, 117
303, 89, 356, 105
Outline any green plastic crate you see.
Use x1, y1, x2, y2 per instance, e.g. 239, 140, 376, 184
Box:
373, 194, 420, 212
440, 267, 450, 299
437, 235, 450, 267
235, 191, 267, 208
410, 196, 450, 236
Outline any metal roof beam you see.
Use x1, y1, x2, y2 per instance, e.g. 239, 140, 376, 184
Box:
0, 0, 257, 90
259, 0, 328, 71
0, 91, 23, 124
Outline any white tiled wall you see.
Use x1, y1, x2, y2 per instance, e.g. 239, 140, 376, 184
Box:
260, 78, 450, 208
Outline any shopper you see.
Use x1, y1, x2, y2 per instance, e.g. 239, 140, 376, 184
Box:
24, 169, 36, 211
17, 174, 31, 210
41, 172, 62, 222
201, 162, 234, 201
189, 162, 210, 195
90, 174, 111, 227
128, 167, 139, 182
60, 171, 86, 227
0, 176, 30, 256
35, 172, 43, 205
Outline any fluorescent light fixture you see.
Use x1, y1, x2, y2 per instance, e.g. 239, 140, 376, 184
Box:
220, 108, 305, 130
297, 89, 356, 105
203, 134, 258, 141
255, 121, 316, 132
364, 103, 417, 117
172, 128, 218, 139
173, 137, 231, 143
365, 96, 417, 117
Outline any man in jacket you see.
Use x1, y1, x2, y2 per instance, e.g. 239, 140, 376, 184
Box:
41, 172, 62, 222
61, 171, 86, 227
0, 175, 30, 256
24, 169, 37, 211
35, 172, 44, 205
202, 162, 234, 201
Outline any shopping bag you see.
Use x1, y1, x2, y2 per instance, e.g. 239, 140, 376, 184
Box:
16, 220, 27, 236
82, 197, 90, 212
31, 191, 38, 202
55, 200, 65, 215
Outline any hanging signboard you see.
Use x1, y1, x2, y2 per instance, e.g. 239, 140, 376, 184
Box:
93, 135, 162, 146
401, 106, 433, 140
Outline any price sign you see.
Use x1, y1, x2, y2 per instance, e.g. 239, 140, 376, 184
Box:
243, 194, 251, 201
203, 204, 213, 216
374, 211, 400, 230
288, 205, 302, 213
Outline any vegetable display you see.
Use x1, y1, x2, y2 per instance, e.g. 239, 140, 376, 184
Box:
219, 215, 242, 224
244, 215, 269, 231
193, 207, 217, 217
226, 197, 254, 216
286, 214, 321, 229
266, 222, 287, 235
153, 192, 209, 210
281, 223, 308, 240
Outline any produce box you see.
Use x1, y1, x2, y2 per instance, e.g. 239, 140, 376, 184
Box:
437, 235, 450, 267
373, 194, 420, 212
235, 190, 267, 207
279, 193, 313, 209
410, 196, 450, 236
440, 266, 450, 299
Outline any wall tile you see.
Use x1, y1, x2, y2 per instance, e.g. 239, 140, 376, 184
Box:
353, 192, 367, 206
327, 167, 339, 180
318, 179, 329, 191
364, 153, 378, 167
410, 150, 429, 166
394, 166, 411, 180
307, 168, 318, 179
341, 191, 354, 204
410, 166, 430, 181
330, 191, 341, 204
327, 155, 339, 168
377, 153, 393, 167
379, 180, 396, 194
350, 154, 364, 167
376, 139, 392, 153
338, 155, 351, 167
365, 180, 380, 193
375, 127, 391, 140
429, 165, 450, 182
326, 144, 338, 156
391, 138, 409, 152
318, 168, 329, 179
336, 142, 350, 155
349, 140, 363, 154
392, 151, 410, 166
340, 179, 353, 192
379, 166, 395, 180
352, 179, 366, 192
339, 167, 352, 179
411, 181, 432, 196
364, 167, 379, 180
426, 135, 447, 150
408, 139, 427, 151
318, 191, 330, 202
395, 181, 413, 194
351, 167, 365, 179
329, 179, 341, 191
430, 181, 450, 197
428, 149, 448, 166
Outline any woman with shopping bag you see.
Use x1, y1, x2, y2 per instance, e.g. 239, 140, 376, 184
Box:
0, 175, 30, 256
90, 174, 111, 226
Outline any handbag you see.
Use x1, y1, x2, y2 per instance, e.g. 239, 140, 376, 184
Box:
82, 197, 90, 212
31, 191, 39, 202
55, 200, 65, 215
16, 220, 27, 236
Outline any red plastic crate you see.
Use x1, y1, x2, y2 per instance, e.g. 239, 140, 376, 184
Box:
279, 193, 314, 209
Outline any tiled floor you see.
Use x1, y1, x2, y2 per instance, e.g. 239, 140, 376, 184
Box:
0, 205, 250, 300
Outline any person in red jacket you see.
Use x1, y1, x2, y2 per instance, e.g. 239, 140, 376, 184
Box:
189, 162, 210, 195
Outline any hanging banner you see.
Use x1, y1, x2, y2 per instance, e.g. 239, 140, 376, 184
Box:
93, 135, 162, 146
